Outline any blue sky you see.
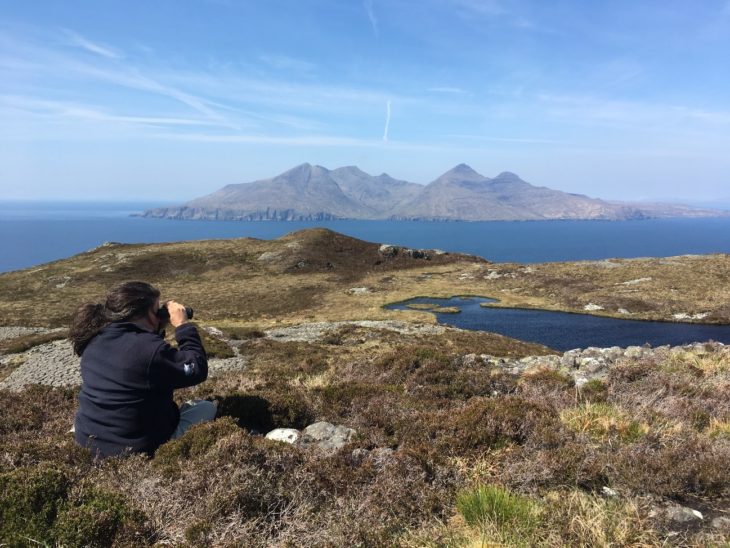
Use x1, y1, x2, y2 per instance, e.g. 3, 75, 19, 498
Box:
1, 0, 729, 202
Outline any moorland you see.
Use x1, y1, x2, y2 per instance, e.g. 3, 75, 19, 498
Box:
1, 228, 729, 546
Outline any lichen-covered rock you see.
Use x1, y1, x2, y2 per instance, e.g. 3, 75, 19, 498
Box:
300, 421, 356, 452
665, 504, 703, 523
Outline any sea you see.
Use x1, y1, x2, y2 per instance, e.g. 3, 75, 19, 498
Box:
2, 201, 730, 274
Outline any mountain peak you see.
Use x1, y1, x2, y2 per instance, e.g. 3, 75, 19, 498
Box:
494, 171, 524, 182
450, 163, 479, 175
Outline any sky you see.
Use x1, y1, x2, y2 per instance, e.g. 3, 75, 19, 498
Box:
1, 0, 729, 203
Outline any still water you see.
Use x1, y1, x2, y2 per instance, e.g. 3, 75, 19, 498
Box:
386, 296, 730, 351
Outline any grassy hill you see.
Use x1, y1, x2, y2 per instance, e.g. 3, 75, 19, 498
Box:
1, 229, 729, 545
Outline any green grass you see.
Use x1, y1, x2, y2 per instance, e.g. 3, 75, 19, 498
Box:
457, 485, 537, 528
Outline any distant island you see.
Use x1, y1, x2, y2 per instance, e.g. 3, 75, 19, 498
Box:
140, 163, 728, 222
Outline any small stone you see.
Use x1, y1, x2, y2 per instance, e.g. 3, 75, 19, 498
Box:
347, 287, 371, 295
711, 517, 730, 530
584, 303, 604, 311
265, 428, 301, 445
665, 504, 703, 523
601, 486, 618, 498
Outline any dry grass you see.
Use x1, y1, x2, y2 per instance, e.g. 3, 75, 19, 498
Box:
560, 403, 649, 443
1, 230, 728, 330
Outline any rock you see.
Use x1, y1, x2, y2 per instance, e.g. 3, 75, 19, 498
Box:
265, 428, 301, 445
617, 308, 631, 315
601, 486, 618, 498
300, 421, 356, 452
257, 251, 281, 262
584, 303, 604, 311
347, 287, 371, 295
379, 244, 398, 257
665, 504, 703, 523
623, 346, 645, 359
711, 517, 730, 530
204, 326, 225, 337
404, 248, 429, 260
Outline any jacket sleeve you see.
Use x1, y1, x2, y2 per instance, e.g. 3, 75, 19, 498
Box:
148, 323, 209, 390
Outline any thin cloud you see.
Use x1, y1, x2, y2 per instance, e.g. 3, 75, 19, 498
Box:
382, 100, 391, 141
364, 0, 379, 37
427, 86, 464, 93
258, 54, 315, 72
62, 29, 122, 59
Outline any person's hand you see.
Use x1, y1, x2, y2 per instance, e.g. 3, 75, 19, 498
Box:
165, 300, 189, 327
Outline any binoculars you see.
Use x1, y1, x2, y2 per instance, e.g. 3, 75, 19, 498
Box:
156, 304, 194, 322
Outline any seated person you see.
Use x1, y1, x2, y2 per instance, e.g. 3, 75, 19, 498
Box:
70, 281, 216, 458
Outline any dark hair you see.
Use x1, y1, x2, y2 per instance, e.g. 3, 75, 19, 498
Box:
69, 281, 160, 356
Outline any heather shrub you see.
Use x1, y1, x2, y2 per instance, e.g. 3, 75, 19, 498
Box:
54, 488, 150, 547
0, 465, 70, 545
0, 384, 76, 435
578, 378, 609, 403
438, 396, 562, 454
217, 388, 315, 432
611, 433, 730, 496
154, 417, 240, 476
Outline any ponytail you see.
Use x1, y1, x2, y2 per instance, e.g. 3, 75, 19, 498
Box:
70, 303, 109, 356
69, 281, 161, 356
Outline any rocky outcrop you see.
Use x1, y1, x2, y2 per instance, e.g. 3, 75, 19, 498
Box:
457, 342, 726, 385
265, 421, 356, 453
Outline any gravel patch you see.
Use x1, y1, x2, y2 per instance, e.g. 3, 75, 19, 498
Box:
0, 339, 80, 390
0, 326, 62, 342
265, 320, 446, 342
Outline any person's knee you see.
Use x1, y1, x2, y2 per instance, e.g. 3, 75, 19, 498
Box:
196, 399, 218, 421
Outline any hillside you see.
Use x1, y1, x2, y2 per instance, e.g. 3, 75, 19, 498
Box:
1, 229, 729, 545
140, 163, 728, 222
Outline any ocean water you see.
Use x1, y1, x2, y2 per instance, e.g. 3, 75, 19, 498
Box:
2, 201, 730, 273
387, 297, 730, 351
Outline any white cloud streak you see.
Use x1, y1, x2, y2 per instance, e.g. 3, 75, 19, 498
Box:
62, 29, 122, 59
364, 0, 379, 37
382, 100, 391, 141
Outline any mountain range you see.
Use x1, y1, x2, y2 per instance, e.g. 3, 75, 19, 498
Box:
140, 163, 727, 222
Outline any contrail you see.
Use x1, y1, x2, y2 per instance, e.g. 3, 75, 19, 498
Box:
382, 100, 391, 141
364, 0, 379, 38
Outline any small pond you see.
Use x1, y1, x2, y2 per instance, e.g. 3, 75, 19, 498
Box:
385, 296, 730, 351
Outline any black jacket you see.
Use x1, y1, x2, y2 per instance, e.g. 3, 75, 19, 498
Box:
74, 321, 208, 457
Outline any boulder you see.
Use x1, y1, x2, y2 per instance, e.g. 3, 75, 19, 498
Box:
379, 244, 398, 257
300, 421, 356, 452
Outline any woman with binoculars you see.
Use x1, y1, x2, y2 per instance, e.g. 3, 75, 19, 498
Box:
69, 281, 216, 458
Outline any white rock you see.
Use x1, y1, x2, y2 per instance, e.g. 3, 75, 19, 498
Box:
672, 313, 691, 320
584, 303, 604, 311
665, 505, 703, 523
620, 277, 652, 285
348, 287, 371, 295
617, 308, 631, 315
265, 428, 301, 445
601, 486, 618, 498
